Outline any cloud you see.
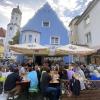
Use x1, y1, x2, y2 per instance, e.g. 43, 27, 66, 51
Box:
46, 0, 81, 29
58, 0, 79, 11
60, 16, 72, 30
0, 0, 46, 28
4, 0, 14, 5
0, 5, 12, 19
46, 0, 58, 10
74, 5, 82, 11
85, 0, 93, 6
0, 0, 92, 29
47, 0, 92, 29
21, 5, 35, 27
0, 2, 35, 28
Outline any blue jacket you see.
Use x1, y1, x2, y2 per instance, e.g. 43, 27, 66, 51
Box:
27, 71, 38, 88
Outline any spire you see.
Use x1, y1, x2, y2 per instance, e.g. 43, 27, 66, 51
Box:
17, 5, 19, 9
12, 5, 22, 15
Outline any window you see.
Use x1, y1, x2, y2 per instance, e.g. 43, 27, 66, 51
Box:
16, 17, 18, 20
84, 16, 90, 25
0, 39, 3, 44
86, 32, 91, 43
35, 38, 36, 43
24, 35, 26, 42
10, 27, 12, 30
9, 49, 11, 52
51, 36, 60, 45
29, 35, 32, 43
12, 16, 13, 19
42, 21, 50, 27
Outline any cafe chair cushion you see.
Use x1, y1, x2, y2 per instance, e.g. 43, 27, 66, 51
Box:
29, 86, 38, 93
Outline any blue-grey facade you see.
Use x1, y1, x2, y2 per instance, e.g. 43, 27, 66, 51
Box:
19, 3, 71, 63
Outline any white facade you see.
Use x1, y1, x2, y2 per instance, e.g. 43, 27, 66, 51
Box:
4, 6, 22, 58
10, 11, 21, 26
69, 0, 100, 63
76, 1, 100, 48
69, 1, 100, 49
21, 30, 40, 44
69, 17, 79, 44
90, 1, 100, 48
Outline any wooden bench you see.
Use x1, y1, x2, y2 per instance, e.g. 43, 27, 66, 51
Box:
60, 80, 100, 100
61, 89, 100, 100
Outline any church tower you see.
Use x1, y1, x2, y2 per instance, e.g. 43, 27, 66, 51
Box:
4, 6, 22, 58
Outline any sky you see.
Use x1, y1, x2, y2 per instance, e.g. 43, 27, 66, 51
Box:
0, 0, 93, 30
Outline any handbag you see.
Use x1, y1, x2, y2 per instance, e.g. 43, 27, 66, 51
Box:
66, 90, 72, 97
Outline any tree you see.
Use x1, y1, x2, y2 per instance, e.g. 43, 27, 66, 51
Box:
9, 30, 20, 45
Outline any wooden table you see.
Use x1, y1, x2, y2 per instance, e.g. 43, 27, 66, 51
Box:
16, 80, 30, 99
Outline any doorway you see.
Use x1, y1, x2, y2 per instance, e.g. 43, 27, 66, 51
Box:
35, 56, 42, 65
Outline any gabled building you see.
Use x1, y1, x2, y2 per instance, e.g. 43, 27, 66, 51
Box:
19, 3, 70, 63
69, 0, 100, 47
69, 0, 100, 64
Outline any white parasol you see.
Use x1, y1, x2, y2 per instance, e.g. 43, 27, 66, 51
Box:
10, 43, 49, 55
56, 44, 96, 56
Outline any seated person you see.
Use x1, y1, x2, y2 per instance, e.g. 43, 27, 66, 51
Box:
75, 67, 86, 90
70, 74, 81, 96
19, 63, 27, 76
4, 68, 22, 98
40, 67, 60, 100
27, 67, 38, 92
27, 60, 33, 67
35, 65, 41, 89
67, 66, 75, 80
59, 67, 68, 80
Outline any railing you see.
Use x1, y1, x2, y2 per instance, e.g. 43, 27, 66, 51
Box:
60, 80, 100, 100
60, 79, 100, 94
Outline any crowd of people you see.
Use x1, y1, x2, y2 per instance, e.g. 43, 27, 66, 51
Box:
0, 59, 100, 100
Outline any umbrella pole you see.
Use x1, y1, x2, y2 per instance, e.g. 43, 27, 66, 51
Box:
33, 53, 35, 66
79, 55, 81, 62
69, 55, 70, 66
69, 55, 73, 65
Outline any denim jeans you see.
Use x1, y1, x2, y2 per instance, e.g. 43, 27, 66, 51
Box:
45, 87, 59, 100
0, 82, 3, 94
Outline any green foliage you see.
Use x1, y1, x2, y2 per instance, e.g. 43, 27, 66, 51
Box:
9, 30, 20, 45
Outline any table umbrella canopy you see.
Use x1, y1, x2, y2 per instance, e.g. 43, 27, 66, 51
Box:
56, 44, 96, 56
10, 43, 49, 55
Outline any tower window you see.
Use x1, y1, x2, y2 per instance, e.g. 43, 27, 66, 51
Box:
10, 27, 12, 30
0, 39, 3, 44
16, 17, 18, 20
12, 16, 13, 19
42, 20, 50, 27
